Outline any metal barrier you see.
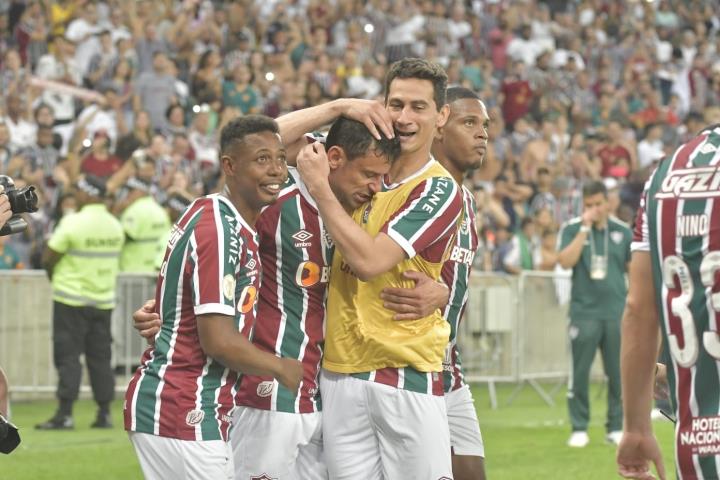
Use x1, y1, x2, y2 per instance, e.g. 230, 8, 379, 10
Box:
0, 271, 156, 399
1, 270, 608, 406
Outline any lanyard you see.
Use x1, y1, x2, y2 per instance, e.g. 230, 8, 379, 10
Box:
588, 224, 608, 259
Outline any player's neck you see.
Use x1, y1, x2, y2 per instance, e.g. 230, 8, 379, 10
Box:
223, 190, 260, 227
388, 148, 433, 184
433, 152, 464, 185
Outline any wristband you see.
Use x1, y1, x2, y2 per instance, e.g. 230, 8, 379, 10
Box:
580, 225, 591, 233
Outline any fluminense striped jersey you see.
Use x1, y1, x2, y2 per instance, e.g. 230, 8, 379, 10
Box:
442, 186, 479, 392
632, 125, 720, 480
124, 194, 260, 442
236, 168, 332, 413
344, 159, 463, 396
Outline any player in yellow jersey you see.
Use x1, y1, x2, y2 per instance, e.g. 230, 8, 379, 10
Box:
297, 58, 462, 480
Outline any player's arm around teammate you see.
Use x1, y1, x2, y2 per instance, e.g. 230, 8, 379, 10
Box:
297, 142, 409, 280
616, 252, 666, 480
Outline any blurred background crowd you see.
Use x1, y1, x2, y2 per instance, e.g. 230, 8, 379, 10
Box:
0, 0, 717, 275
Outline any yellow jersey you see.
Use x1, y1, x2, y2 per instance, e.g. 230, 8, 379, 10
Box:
323, 159, 463, 373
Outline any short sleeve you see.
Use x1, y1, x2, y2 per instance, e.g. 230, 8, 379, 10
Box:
557, 221, 576, 251
381, 177, 463, 258
631, 179, 651, 253
190, 200, 238, 317
47, 215, 75, 254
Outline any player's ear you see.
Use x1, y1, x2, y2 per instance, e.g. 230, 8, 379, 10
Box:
435, 125, 445, 142
326, 145, 345, 171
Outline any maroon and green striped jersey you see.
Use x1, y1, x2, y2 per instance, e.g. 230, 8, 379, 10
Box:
442, 186, 479, 392
124, 194, 260, 442
350, 159, 463, 396
632, 125, 720, 479
236, 168, 333, 413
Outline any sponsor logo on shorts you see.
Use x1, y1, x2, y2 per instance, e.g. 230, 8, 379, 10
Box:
257, 380, 274, 397
185, 409, 205, 426
292, 229, 313, 248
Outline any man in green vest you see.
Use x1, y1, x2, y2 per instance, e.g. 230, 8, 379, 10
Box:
557, 180, 632, 448
118, 177, 170, 273
36, 175, 124, 430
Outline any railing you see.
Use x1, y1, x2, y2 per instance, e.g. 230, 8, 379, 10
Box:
1, 270, 604, 406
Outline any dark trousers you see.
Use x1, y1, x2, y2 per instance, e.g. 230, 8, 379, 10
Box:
567, 317, 623, 433
53, 301, 114, 409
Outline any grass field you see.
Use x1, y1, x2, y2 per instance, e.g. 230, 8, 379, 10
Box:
3, 382, 675, 479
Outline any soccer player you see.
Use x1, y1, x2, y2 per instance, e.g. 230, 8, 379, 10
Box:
428, 86, 488, 479
297, 58, 462, 479
617, 124, 720, 480
132, 111, 450, 479
123, 115, 303, 479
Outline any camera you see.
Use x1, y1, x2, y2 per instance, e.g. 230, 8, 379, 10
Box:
0, 413, 20, 454
0, 175, 39, 237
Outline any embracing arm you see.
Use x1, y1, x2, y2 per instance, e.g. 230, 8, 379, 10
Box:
305, 175, 406, 281
277, 99, 394, 163
197, 313, 302, 392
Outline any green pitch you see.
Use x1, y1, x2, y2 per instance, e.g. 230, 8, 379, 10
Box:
3, 383, 675, 479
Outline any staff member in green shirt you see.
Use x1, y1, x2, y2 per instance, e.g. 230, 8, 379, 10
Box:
118, 177, 170, 273
558, 180, 632, 448
36, 175, 124, 430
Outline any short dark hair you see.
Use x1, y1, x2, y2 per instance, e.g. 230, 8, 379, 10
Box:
384, 58, 447, 110
325, 117, 400, 163
446, 86, 479, 105
220, 115, 279, 156
582, 180, 607, 198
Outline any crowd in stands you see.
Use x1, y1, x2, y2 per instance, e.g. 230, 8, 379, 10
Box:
0, 0, 718, 274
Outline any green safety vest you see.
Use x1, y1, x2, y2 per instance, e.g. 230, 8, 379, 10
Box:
49, 203, 124, 309
119, 196, 171, 273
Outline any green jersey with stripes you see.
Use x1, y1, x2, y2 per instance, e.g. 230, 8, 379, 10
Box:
632, 125, 720, 479
236, 168, 333, 413
124, 194, 260, 442
442, 186, 480, 392
48, 203, 124, 309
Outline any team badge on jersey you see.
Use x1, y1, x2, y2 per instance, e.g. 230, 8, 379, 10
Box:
185, 409, 205, 426
222, 274, 236, 301
256, 380, 274, 397
291, 229, 313, 248
611, 231, 624, 245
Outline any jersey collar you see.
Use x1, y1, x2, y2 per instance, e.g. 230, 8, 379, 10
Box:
212, 192, 257, 235
289, 167, 319, 211
382, 156, 437, 191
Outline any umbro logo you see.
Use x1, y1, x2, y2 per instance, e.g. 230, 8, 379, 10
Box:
292, 229, 313, 248
245, 258, 258, 277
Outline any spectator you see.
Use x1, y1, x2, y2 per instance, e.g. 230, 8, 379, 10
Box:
222, 63, 260, 114
79, 130, 123, 180
0, 234, 23, 269
133, 51, 176, 131
636, 123, 665, 169
504, 216, 540, 274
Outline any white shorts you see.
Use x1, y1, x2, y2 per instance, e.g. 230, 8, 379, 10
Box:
129, 431, 233, 480
445, 384, 485, 457
230, 406, 327, 480
319, 369, 452, 480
